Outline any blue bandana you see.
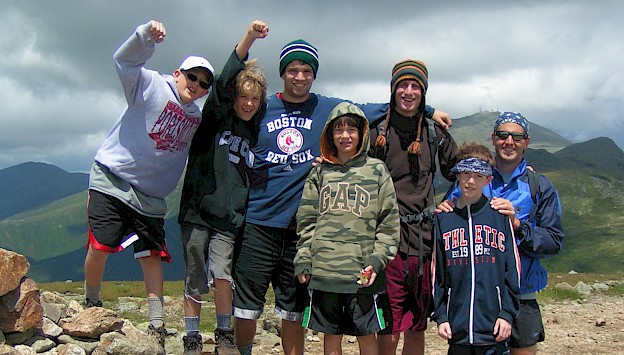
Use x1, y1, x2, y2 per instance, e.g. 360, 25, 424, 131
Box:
494, 112, 529, 135
450, 158, 493, 177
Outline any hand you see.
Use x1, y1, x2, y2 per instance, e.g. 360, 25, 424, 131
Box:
494, 318, 511, 342
435, 199, 455, 214
297, 273, 310, 284
249, 20, 269, 39
148, 20, 166, 43
311, 156, 323, 168
432, 109, 452, 129
357, 265, 377, 287
437, 322, 452, 340
490, 197, 520, 229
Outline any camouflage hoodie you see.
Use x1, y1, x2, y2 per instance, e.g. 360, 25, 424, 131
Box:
294, 102, 400, 294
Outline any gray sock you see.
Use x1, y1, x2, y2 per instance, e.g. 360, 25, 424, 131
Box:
216, 313, 232, 330
147, 296, 164, 328
184, 316, 200, 334
238, 343, 253, 355
84, 282, 101, 302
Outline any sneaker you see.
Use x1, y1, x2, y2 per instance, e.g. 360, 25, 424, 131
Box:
84, 298, 102, 308
214, 327, 240, 355
183, 332, 203, 355
147, 324, 167, 351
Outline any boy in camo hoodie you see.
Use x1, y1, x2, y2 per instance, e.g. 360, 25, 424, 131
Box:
294, 101, 400, 355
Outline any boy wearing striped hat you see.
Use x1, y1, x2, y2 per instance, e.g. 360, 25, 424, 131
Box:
370, 59, 460, 355
232, 43, 451, 355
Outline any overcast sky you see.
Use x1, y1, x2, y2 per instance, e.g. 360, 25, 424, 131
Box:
1, 0, 622, 173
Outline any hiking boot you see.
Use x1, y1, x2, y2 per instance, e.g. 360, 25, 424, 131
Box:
215, 327, 240, 355
147, 324, 167, 351
84, 298, 102, 308
183, 332, 203, 355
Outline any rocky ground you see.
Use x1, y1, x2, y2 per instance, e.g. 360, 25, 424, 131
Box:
149, 292, 624, 354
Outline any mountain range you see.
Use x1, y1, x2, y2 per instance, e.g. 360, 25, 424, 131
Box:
1, 111, 623, 282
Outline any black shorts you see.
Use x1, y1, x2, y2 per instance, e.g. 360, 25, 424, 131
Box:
86, 190, 170, 261
232, 223, 308, 321
448, 343, 510, 355
302, 290, 386, 336
508, 299, 545, 348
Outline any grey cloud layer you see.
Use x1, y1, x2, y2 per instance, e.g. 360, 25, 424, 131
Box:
1, 0, 622, 172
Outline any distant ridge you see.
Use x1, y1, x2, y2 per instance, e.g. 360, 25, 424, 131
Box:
450, 111, 574, 153
0, 162, 88, 220
554, 137, 624, 177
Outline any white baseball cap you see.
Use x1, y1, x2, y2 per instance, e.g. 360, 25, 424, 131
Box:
179, 56, 214, 76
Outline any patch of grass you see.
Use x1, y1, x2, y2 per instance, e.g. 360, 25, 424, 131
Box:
605, 282, 624, 297
538, 287, 583, 303
548, 272, 623, 286
39, 281, 185, 300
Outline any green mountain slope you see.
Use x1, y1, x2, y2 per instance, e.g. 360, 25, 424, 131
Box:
542, 168, 624, 273
0, 192, 88, 261
0, 162, 88, 220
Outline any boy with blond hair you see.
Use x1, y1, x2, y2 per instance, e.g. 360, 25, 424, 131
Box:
177, 20, 269, 355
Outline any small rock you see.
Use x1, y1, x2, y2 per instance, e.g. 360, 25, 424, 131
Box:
575, 281, 592, 296
554, 282, 576, 291
592, 283, 609, 292
595, 318, 606, 327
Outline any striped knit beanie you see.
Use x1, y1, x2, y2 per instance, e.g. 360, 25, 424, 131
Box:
390, 59, 428, 95
279, 39, 319, 78
376, 59, 429, 154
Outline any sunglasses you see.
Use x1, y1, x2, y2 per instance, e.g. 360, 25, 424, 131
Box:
184, 71, 211, 90
495, 130, 528, 141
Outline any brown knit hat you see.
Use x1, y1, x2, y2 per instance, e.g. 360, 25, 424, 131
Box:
390, 59, 428, 95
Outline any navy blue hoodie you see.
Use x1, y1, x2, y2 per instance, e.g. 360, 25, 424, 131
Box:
432, 195, 521, 346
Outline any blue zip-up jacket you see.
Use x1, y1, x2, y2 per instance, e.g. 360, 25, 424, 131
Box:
446, 159, 564, 294
432, 196, 521, 346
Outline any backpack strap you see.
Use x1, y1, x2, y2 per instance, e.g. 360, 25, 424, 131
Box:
426, 118, 438, 175
527, 170, 540, 222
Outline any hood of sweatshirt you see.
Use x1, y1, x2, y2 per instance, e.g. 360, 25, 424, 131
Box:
319, 102, 370, 166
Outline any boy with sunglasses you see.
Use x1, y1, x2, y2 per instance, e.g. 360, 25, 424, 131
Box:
83, 20, 214, 351
439, 112, 564, 355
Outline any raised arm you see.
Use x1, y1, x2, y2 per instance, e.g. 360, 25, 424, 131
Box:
235, 20, 269, 61
202, 20, 268, 120
114, 20, 166, 103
